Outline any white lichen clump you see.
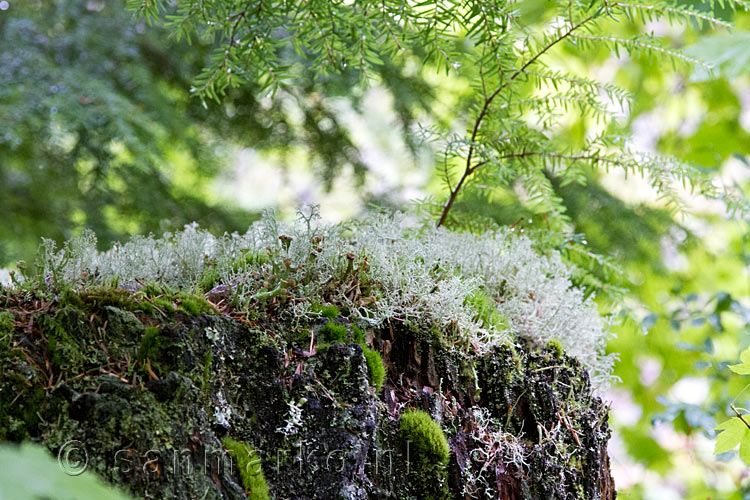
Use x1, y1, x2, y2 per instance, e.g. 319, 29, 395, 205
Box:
213, 391, 232, 429
32, 210, 614, 387
277, 399, 306, 438
463, 407, 530, 496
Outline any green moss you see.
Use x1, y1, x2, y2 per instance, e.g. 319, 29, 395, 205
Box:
399, 409, 450, 465
42, 310, 86, 374
175, 291, 213, 315
320, 321, 348, 343
140, 282, 166, 297
138, 326, 164, 369
137, 300, 155, 314
321, 305, 339, 319
321, 305, 340, 319
546, 338, 565, 359
138, 285, 214, 316
399, 409, 450, 500
310, 303, 341, 319
198, 267, 221, 292
59, 288, 85, 309
0, 311, 13, 337
231, 251, 268, 273
363, 347, 385, 391
465, 289, 509, 332
152, 297, 176, 313
222, 438, 271, 500
317, 321, 383, 390
77, 286, 143, 312
351, 324, 365, 344
0, 311, 45, 441
0, 382, 45, 441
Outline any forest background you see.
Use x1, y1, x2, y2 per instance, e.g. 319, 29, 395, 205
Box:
2, 0, 750, 497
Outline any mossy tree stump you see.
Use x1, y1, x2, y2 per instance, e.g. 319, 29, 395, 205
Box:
0, 288, 615, 499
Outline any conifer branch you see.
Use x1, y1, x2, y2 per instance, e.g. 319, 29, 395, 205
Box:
611, 2, 732, 28
437, 10, 602, 227
568, 34, 714, 68
130, 0, 745, 226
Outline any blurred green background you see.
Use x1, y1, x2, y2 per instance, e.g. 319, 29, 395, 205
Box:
2, 0, 750, 497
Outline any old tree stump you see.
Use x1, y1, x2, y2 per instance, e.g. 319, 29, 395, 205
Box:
0, 289, 615, 499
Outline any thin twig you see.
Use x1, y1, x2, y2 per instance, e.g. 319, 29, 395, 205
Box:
436, 11, 602, 227
732, 404, 750, 430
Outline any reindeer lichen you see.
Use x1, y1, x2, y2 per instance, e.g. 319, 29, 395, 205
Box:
14, 210, 614, 387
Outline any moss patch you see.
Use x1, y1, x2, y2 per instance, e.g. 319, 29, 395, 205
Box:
222, 438, 270, 500
320, 321, 347, 343
198, 267, 221, 292
363, 346, 385, 391
399, 409, 450, 500
465, 289, 509, 332
351, 324, 365, 344
399, 409, 450, 465
546, 338, 565, 359
311, 303, 340, 319
174, 291, 214, 315
0, 311, 14, 336
74, 286, 144, 313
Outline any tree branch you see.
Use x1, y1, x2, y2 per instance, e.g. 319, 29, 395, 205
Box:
436, 10, 602, 227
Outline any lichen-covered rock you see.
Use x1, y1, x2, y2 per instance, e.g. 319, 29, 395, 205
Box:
0, 289, 615, 499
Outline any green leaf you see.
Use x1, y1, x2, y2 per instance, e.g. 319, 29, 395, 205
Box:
729, 348, 750, 375
0, 442, 133, 500
714, 417, 750, 455
741, 436, 750, 465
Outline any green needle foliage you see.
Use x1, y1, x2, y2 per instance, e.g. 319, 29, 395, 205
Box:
0, 0, 253, 263
133, 0, 750, 227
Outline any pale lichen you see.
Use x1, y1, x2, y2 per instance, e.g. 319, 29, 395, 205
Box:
24, 209, 614, 386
